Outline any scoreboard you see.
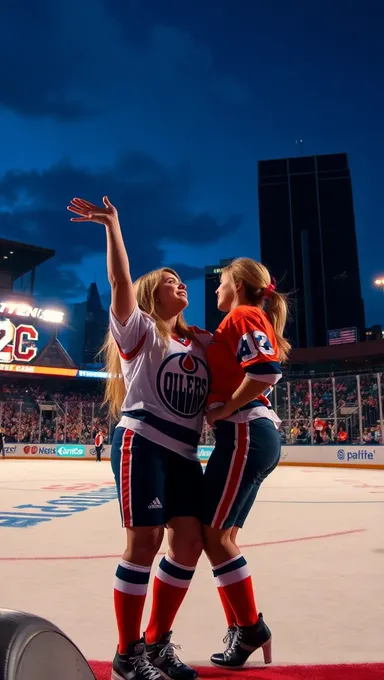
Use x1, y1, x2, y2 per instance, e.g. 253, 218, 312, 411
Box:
0, 318, 38, 363
0, 300, 110, 380
0, 301, 64, 366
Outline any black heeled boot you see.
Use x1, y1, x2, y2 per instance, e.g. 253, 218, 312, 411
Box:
210, 613, 272, 669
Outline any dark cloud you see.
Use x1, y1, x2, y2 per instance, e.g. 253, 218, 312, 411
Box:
0, 153, 242, 299
183, 215, 241, 245
34, 263, 88, 304
0, 0, 251, 122
0, 0, 89, 120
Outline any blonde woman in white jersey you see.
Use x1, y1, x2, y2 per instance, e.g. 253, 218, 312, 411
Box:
68, 197, 211, 680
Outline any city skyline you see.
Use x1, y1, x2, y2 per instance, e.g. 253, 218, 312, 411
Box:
0, 0, 383, 331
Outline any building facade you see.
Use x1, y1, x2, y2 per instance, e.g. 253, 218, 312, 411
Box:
68, 283, 108, 365
258, 152, 365, 348
204, 258, 234, 333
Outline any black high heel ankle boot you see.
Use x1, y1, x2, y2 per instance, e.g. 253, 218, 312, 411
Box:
210, 613, 272, 669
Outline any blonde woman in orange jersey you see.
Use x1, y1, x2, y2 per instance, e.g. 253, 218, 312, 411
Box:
67, 197, 211, 680
201, 258, 290, 669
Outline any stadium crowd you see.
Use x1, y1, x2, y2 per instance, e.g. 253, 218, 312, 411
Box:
0, 382, 109, 444
0, 373, 383, 445
276, 374, 382, 444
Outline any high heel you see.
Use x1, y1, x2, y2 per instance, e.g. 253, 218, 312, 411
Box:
262, 637, 272, 664
210, 613, 272, 669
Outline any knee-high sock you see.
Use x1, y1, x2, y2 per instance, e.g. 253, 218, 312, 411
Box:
114, 559, 151, 652
217, 585, 237, 627
213, 555, 257, 627
146, 555, 195, 644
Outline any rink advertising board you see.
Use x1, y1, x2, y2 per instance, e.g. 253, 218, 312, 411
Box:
4, 444, 112, 459
278, 445, 384, 468
3, 443, 384, 468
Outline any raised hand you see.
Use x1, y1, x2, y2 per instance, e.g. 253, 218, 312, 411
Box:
67, 196, 118, 227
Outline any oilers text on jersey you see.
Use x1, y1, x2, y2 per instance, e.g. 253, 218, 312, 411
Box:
110, 305, 211, 460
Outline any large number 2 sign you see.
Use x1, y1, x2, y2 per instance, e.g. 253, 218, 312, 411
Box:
0, 318, 38, 363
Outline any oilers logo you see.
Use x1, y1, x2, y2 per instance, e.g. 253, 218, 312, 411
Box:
156, 352, 209, 419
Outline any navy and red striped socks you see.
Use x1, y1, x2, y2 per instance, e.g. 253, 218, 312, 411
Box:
114, 554, 254, 652
146, 555, 195, 644
213, 554, 258, 627
114, 559, 151, 653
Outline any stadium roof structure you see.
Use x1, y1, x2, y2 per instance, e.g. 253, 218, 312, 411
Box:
0, 237, 55, 283
286, 339, 384, 376
289, 340, 384, 364
34, 335, 76, 369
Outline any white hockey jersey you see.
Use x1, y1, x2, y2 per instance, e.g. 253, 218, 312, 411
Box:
110, 305, 211, 461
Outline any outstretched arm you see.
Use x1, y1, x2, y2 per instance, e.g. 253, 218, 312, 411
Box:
67, 196, 135, 325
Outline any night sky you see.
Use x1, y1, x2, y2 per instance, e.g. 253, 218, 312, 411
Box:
0, 0, 383, 330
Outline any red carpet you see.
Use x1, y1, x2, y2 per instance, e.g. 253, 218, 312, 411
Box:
89, 661, 384, 680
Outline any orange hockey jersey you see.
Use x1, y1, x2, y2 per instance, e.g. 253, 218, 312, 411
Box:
206, 305, 282, 424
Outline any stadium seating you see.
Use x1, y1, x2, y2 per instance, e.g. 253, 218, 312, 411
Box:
274, 374, 382, 444
0, 373, 382, 446
0, 383, 109, 445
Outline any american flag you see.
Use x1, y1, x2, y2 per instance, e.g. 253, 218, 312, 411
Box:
328, 327, 357, 346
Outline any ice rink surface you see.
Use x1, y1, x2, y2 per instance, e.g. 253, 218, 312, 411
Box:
1, 460, 383, 667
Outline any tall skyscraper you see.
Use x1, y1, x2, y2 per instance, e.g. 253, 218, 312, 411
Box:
205, 258, 234, 333
68, 283, 108, 365
83, 282, 109, 363
258, 153, 365, 348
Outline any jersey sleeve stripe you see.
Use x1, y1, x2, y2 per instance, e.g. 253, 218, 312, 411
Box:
116, 332, 147, 361
246, 372, 281, 385
245, 360, 281, 375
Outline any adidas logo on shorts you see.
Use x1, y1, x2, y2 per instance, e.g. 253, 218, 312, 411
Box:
148, 497, 163, 510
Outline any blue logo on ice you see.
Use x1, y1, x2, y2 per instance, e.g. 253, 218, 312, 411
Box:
337, 449, 345, 460
0, 486, 117, 528
56, 445, 85, 458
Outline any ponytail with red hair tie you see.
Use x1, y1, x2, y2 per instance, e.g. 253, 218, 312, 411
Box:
263, 277, 276, 299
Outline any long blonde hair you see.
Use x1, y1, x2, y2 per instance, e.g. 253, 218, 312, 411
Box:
102, 267, 198, 420
223, 257, 291, 362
